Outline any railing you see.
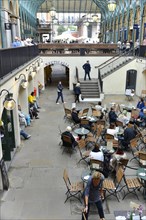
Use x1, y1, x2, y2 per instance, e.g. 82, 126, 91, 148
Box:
0, 46, 39, 80
38, 43, 118, 55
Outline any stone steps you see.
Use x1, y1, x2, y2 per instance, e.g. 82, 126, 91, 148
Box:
79, 79, 100, 99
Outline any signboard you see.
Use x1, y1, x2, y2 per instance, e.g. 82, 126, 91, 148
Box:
5, 23, 11, 30
0, 158, 9, 190
133, 24, 138, 29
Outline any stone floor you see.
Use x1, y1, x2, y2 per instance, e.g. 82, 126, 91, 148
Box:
0, 81, 145, 220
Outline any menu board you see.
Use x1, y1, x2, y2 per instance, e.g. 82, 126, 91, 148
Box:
0, 158, 9, 190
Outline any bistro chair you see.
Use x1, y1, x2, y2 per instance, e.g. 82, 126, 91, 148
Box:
122, 172, 142, 200
137, 151, 146, 167
91, 107, 101, 118
63, 169, 84, 203
79, 108, 89, 118
77, 139, 90, 165
129, 137, 140, 162
63, 107, 72, 123
61, 134, 76, 156
103, 166, 124, 202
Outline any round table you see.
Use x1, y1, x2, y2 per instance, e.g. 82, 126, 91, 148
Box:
74, 127, 90, 136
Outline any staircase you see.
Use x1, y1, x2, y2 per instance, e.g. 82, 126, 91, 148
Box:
97, 50, 135, 80
80, 79, 100, 99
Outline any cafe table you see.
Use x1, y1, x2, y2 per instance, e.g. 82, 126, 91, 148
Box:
137, 167, 146, 200
74, 127, 90, 139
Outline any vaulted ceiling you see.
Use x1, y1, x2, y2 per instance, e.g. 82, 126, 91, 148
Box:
19, 0, 111, 16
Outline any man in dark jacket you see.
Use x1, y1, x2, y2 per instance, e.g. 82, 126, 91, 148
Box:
74, 83, 81, 103
121, 123, 137, 150
82, 60, 91, 81
71, 108, 81, 124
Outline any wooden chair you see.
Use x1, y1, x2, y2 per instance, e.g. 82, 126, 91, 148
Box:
79, 108, 89, 118
80, 118, 89, 127
122, 172, 142, 200
63, 169, 84, 203
64, 108, 72, 123
103, 166, 124, 202
137, 151, 146, 167
61, 134, 76, 156
141, 90, 146, 98
91, 107, 101, 117
116, 120, 124, 128
129, 137, 140, 162
77, 139, 90, 165
96, 120, 106, 128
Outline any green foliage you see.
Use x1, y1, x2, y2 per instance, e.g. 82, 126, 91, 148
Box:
57, 25, 66, 35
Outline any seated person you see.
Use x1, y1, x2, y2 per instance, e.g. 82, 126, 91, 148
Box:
95, 101, 105, 119
136, 97, 145, 110
138, 108, 146, 127
20, 129, 31, 140
61, 126, 78, 148
118, 110, 129, 126
120, 123, 137, 150
71, 107, 81, 124
18, 105, 31, 126
28, 91, 40, 110
89, 144, 104, 162
108, 107, 118, 125
29, 106, 39, 119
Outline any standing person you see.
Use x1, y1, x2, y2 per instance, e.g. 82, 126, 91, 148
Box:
82, 171, 105, 220
108, 107, 118, 125
56, 81, 65, 104
82, 60, 91, 81
74, 82, 81, 103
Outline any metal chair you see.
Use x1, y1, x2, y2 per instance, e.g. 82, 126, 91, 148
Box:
63, 169, 84, 203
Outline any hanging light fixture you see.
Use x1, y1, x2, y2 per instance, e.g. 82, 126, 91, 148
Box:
49, 7, 56, 19
15, 74, 28, 89
0, 89, 16, 110
92, 14, 98, 22
108, 0, 116, 12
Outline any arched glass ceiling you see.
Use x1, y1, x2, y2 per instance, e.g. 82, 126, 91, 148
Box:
19, 0, 111, 16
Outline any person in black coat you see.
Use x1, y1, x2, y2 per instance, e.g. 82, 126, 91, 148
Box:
61, 126, 78, 147
121, 123, 137, 150
108, 107, 118, 124
82, 60, 91, 81
74, 83, 81, 103
71, 108, 81, 124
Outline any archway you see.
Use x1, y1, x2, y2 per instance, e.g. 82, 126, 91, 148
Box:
44, 61, 70, 88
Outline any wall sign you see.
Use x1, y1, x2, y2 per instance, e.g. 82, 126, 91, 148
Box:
5, 23, 11, 30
